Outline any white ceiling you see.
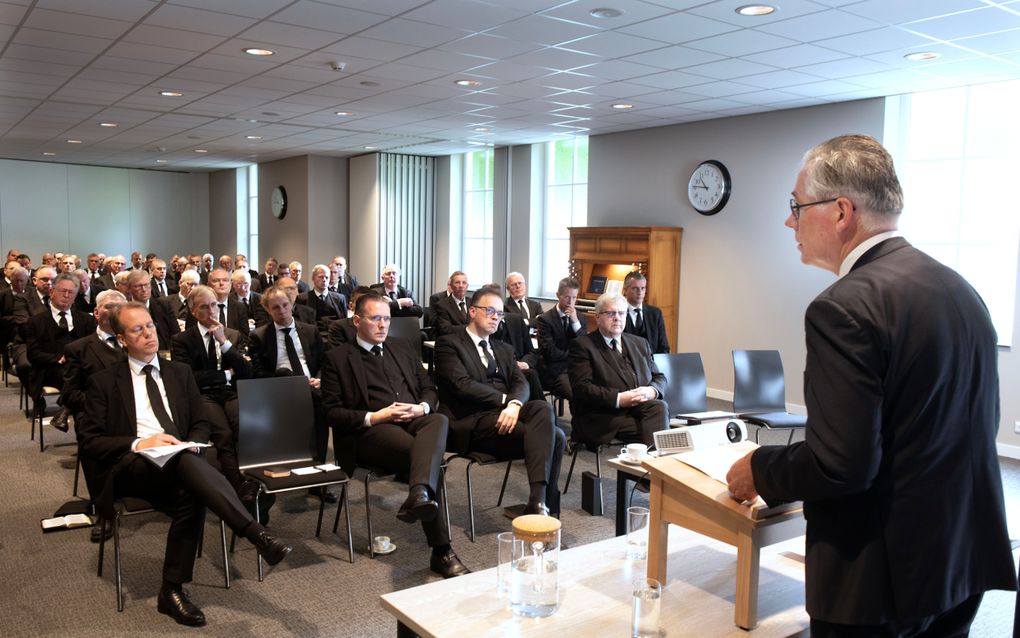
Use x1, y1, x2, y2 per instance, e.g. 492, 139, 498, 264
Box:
1, 0, 1019, 171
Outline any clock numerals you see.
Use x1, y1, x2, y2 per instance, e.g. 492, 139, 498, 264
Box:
687, 160, 731, 216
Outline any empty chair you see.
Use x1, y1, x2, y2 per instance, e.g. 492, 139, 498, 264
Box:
731, 349, 806, 443
387, 316, 422, 348
653, 352, 707, 416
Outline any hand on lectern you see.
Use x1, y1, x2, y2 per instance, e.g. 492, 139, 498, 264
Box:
726, 450, 759, 502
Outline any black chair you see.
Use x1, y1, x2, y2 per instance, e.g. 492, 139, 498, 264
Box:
97, 497, 229, 612
31, 385, 63, 452
237, 376, 353, 580
732, 349, 806, 444
653, 352, 707, 416
388, 316, 422, 349
442, 452, 515, 542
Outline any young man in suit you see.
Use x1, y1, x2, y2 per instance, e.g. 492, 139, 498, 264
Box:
149, 258, 178, 299
567, 293, 668, 447
504, 272, 542, 328
258, 257, 278, 291
726, 134, 1016, 635
622, 271, 670, 354
535, 277, 585, 401
320, 291, 469, 578
24, 272, 97, 398
435, 287, 564, 517
78, 302, 291, 627
371, 264, 423, 318
431, 271, 470, 337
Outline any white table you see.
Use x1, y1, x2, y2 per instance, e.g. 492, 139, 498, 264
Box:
381, 526, 809, 637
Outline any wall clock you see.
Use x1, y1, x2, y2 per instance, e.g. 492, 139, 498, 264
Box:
271, 185, 287, 219
687, 160, 731, 216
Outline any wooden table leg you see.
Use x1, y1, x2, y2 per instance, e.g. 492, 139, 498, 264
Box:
615, 470, 628, 536
397, 620, 418, 638
733, 529, 761, 630
646, 478, 669, 584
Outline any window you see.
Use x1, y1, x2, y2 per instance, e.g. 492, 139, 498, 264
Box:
247, 164, 259, 267
885, 80, 1020, 346
541, 137, 588, 296
463, 148, 493, 285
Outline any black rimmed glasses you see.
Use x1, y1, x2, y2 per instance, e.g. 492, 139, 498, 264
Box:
789, 197, 838, 220
472, 305, 505, 319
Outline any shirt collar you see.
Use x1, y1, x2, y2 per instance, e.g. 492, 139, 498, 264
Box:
127, 354, 159, 375
465, 325, 488, 347
274, 319, 295, 331
97, 327, 115, 341
356, 336, 380, 353
838, 230, 901, 277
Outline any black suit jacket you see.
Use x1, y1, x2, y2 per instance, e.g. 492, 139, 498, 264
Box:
170, 324, 252, 398
257, 273, 276, 290
751, 238, 1015, 624
12, 288, 48, 335
74, 289, 96, 314
25, 309, 96, 395
493, 312, 538, 368
150, 277, 178, 298
247, 320, 324, 379
230, 291, 269, 328
504, 296, 542, 324
146, 299, 181, 351
158, 293, 189, 322
567, 331, 666, 416
370, 284, 423, 318
0, 287, 23, 346
96, 273, 116, 292
536, 307, 585, 381
297, 289, 348, 325
60, 332, 127, 417
292, 302, 317, 325
435, 329, 528, 453
334, 273, 358, 300
327, 317, 356, 349
432, 294, 470, 337
183, 297, 249, 348
624, 304, 670, 354
78, 359, 211, 517
295, 280, 310, 294
320, 337, 436, 435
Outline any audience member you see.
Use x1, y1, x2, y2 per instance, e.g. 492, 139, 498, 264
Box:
371, 264, 422, 318
432, 271, 470, 337
535, 277, 584, 401
622, 271, 669, 354
504, 272, 542, 327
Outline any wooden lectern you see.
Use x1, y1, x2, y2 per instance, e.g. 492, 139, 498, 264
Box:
641, 455, 805, 630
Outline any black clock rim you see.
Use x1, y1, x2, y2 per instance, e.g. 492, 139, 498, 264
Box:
693, 159, 731, 216
273, 185, 288, 219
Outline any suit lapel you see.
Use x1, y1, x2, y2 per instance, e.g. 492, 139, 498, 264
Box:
114, 364, 137, 435
346, 346, 370, 404
161, 364, 184, 433
597, 336, 631, 388
458, 331, 486, 379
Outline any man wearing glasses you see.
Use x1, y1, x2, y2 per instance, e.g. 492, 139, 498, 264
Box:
568, 293, 668, 447
320, 291, 469, 578
435, 287, 564, 517
726, 135, 1015, 636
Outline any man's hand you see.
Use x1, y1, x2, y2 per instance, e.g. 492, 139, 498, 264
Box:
397, 297, 414, 308
496, 402, 521, 434
619, 386, 654, 408
207, 321, 226, 343
563, 305, 576, 321
516, 361, 529, 370
136, 432, 183, 450
308, 377, 321, 389
726, 451, 759, 502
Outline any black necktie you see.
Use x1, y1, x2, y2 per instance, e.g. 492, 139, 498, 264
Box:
57, 311, 68, 331
518, 299, 527, 317
371, 345, 382, 357
459, 301, 467, 318
389, 291, 397, 301
143, 364, 176, 436
329, 286, 336, 293
159, 281, 166, 297
43, 295, 50, 308
479, 339, 497, 375
218, 303, 226, 325
282, 327, 303, 375
106, 335, 119, 349
207, 335, 218, 369
562, 315, 569, 334
634, 308, 643, 330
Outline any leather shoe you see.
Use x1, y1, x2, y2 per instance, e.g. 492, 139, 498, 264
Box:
248, 528, 292, 566
523, 500, 550, 516
309, 485, 340, 503
157, 585, 206, 627
430, 549, 471, 579
397, 485, 438, 523
240, 481, 275, 526
90, 524, 112, 543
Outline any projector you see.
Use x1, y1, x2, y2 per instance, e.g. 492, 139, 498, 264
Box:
654, 419, 748, 454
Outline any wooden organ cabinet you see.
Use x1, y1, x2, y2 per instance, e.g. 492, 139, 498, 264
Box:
568, 226, 682, 346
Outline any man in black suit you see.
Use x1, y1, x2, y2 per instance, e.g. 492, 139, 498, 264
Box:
275, 276, 317, 325
85, 253, 105, 289
159, 269, 199, 323
622, 271, 670, 354
0, 259, 18, 291
535, 277, 585, 401
296, 264, 347, 335
493, 307, 543, 402
289, 261, 310, 294
230, 268, 268, 328
504, 272, 542, 329
60, 289, 127, 419
0, 266, 29, 358
726, 134, 1016, 635
568, 293, 668, 447
25, 272, 97, 397
126, 269, 178, 351
432, 271, 470, 337
96, 254, 126, 291
436, 287, 564, 516
320, 291, 469, 578
149, 258, 178, 299
72, 269, 96, 314
234, 255, 261, 292
12, 264, 55, 331
330, 255, 358, 299
185, 269, 249, 349
79, 302, 290, 627
371, 263, 423, 318
258, 257, 278, 291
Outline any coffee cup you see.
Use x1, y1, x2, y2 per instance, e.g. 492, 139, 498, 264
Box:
621, 443, 648, 461
373, 535, 392, 553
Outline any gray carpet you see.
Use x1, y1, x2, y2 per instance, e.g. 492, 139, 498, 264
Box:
0, 383, 1016, 637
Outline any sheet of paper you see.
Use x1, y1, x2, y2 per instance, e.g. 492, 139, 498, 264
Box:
291, 466, 323, 475
139, 442, 211, 459
315, 463, 342, 472
672, 440, 759, 484
673, 410, 736, 421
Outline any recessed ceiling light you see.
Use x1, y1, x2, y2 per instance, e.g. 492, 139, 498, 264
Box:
246, 135, 262, 140
155, 159, 168, 163
98, 122, 117, 128
364, 146, 377, 150
159, 90, 183, 97
195, 149, 208, 153
42, 152, 56, 156
589, 8, 624, 19
473, 127, 491, 132
454, 79, 482, 87
335, 111, 354, 116
611, 103, 634, 110
66, 139, 83, 144
735, 4, 776, 16
243, 47, 275, 56
904, 51, 941, 61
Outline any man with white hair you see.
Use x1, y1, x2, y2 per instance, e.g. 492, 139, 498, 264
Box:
297, 264, 346, 334
504, 272, 541, 327
159, 269, 199, 322
371, 264, 422, 318
97, 254, 126, 291
289, 260, 310, 294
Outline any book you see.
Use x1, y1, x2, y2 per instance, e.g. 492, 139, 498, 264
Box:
587, 275, 607, 295
138, 442, 212, 469
41, 513, 93, 532
263, 466, 292, 478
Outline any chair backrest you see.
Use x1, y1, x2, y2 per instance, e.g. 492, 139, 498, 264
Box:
237, 376, 315, 469
388, 316, 422, 350
732, 349, 787, 414
652, 352, 707, 415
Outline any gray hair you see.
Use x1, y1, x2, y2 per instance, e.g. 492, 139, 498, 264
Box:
179, 269, 200, 285
801, 134, 904, 218
594, 293, 626, 314
53, 271, 81, 293
95, 289, 127, 306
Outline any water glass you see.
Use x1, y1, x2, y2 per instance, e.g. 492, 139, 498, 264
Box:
631, 577, 662, 638
626, 506, 650, 560
496, 532, 519, 595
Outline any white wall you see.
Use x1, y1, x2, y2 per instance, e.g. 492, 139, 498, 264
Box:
0, 159, 209, 260
307, 156, 348, 266
348, 153, 379, 285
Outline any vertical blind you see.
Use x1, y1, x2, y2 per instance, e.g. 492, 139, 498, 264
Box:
378, 153, 435, 302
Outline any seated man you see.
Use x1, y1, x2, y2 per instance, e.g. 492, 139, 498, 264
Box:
504, 272, 542, 329
78, 302, 290, 627
149, 258, 178, 299
61, 290, 127, 420
568, 293, 668, 447
320, 291, 469, 578
371, 264, 422, 318
435, 287, 564, 516
622, 271, 670, 354
289, 260, 310, 293
274, 276, 317, 325
125, 269, 178, 350
431, 271, 470, 337
171, 286, 254, 501
230, 268, 268, 328
185, 269, 250, 349
296, 264, 347, 335
25, 272, 97, 399
535, 277, 585, 401
159, 269, 199, 323
493, 306, 543, 403
331, 255, 358, 299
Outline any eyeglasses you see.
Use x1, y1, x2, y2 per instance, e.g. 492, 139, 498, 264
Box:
598, 310, 627, 318
360, 314, 391, 323
472, 306, 505, 319
789, 197, 838, 220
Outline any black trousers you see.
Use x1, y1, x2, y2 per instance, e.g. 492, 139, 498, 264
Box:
355, 413, 450, 547
539, 370, 572, 401
574, 398, 668, 447
202, 393, 242, 493
810, 593, 983, 638
112, 452, 254, 584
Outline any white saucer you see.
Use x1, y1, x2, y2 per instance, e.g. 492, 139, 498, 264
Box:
372, 543, 397, 555
616, 453, 650, 466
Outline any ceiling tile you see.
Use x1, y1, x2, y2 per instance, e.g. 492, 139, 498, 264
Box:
539, 0, 674, 29
438, 32, 536, 59
559, 30, 668, 58
840, 0, 988, 25
742, 43, 848, 67
619, 12, 737, 44
952, 27, 1020, 54
903, 5, 1020, 41
103, 42, 198, 64
486, 15, 599, 47
402, 0, 527, 31
271, 0, 387, 35
358, 17, 468, 48
683, 57, 778, 80
123, 24, 227, 52
167, 0, 292, 20
35, 0, 157, 22
686, 28, 798, 57
510, 47, 601, 72
15, 27, 113, 54
820, 26, 937, 56
238, 21, 344, 49
685, 0, 830, 26
398, 49, 493, 73
144, 3, 256, 36
621, 45, 724, 70
756, 9, 886, 41
23, 7, 134, 38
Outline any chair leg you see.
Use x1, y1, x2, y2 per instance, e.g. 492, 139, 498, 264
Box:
496, 460, 512, 507
219, 519, 230, 589
365, 473, 376, 559
97, 519, 108, 577
72, 454, 81, 498
114, 515, 124, 612
563, 444, 580, 494
787, 429, 795, 445
315, 491, 326, 537
594, 448, 604, 514
441, 466, 451, 544
254, 493, 264, 582
341, 483, 354, 563
466, 462, 476, 543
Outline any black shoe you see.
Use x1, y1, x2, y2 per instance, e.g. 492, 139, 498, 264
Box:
397, 485, 438, 523
157, 585, 206, 627
50, 408, 70, 432
241, 481, 275, 526
429, 549, 471, 579
309, 485, 340, 503
523, 499, 550, 516
249, 528, 292, 566
90, 524, 112, 543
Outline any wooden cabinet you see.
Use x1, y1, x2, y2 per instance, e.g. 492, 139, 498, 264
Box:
568, 226, 682, 347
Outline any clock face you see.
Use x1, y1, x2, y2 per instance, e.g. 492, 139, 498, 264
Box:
687, 160, 731, 215
271, 185, 287, 219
